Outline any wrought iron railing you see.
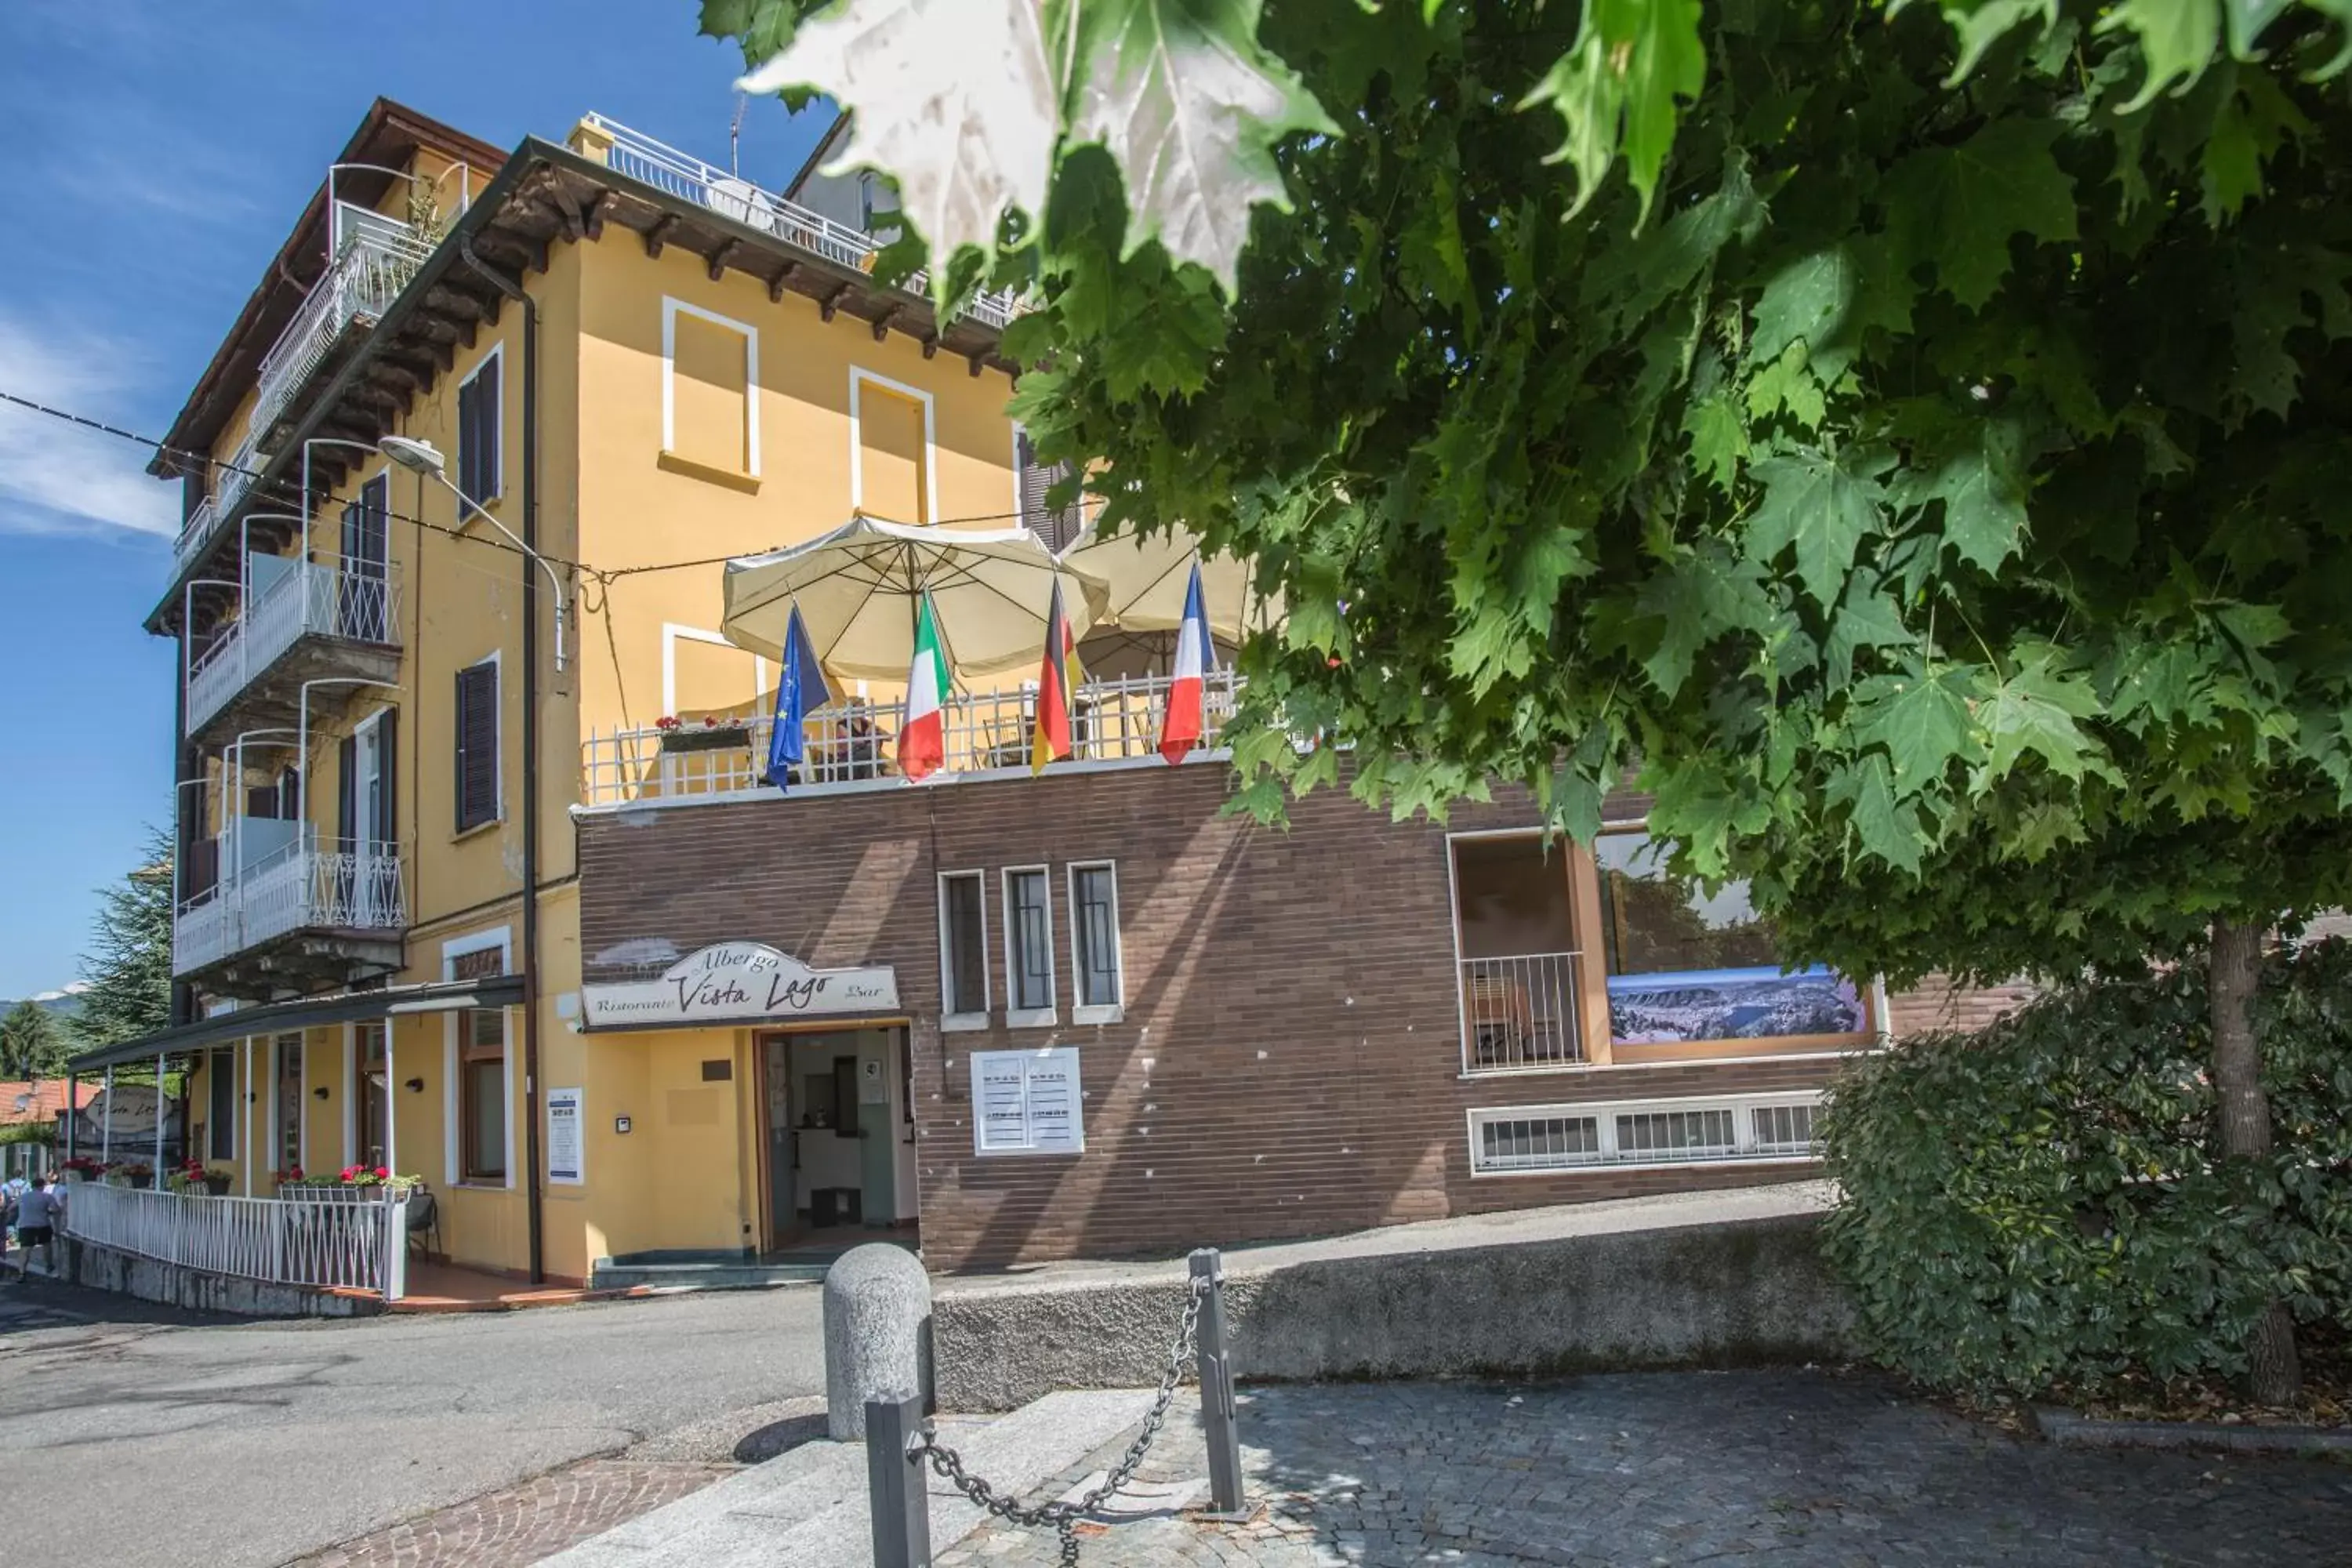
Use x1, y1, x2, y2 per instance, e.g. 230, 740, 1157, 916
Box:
187, 426, 267, 569
578, 113, 1023, 329
579, 668, 1240, 807
185, 557, 401, 735
62, 1178, 408, 1298
171, 833, 407, 976
1458, 952, 1584, 1071
249, 205, 434, 441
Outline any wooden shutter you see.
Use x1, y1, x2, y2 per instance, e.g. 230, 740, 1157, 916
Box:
1017, 431, 1079, 551
455, 662, 498, 832
377, 710, 397, 851
338, 735, 358, 852
460, 353, 500, 501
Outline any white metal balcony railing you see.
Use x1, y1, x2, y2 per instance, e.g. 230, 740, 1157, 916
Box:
63, 1179, 409, 1299
580, 668, 1240, 807
177, 426, 266, 576
172, 833, 407, 978
579, 113, 1023, 330
184, 557, 401, 735
1459, 952, 1584, 1071
250, 205, 433, 442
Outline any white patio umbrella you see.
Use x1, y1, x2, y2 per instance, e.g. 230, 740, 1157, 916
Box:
1056, 523, 1283, 644
722, 514, 1112, 684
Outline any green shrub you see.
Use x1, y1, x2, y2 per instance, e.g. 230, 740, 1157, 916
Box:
1821, 940, 2352, 1396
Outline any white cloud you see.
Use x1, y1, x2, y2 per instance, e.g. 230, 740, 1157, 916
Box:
0, 311, 179, 539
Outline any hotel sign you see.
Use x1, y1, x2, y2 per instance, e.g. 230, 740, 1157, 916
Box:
582, 942, 899, 1029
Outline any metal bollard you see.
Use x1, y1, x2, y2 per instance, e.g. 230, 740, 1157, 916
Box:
866, 1394, 933, 1567
1188, 1247, 1247, 1516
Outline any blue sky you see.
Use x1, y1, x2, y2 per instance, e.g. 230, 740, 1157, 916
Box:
0, 1, 832, 998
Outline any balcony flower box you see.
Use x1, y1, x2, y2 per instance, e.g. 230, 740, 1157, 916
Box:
656, 717, 750, 754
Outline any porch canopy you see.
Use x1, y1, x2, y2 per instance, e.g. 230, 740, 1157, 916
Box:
720, 513, 1112, 684
64, 975, 526, 1074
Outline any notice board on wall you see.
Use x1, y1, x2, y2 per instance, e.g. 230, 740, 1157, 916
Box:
970, 1047, 1083, 1156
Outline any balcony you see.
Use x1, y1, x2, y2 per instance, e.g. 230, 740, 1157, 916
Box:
172, 826, 406, 996
251, 205, 433, 442
579, 670, 1239, 807
184, 557, 401, 740
575, 114, 1024, 329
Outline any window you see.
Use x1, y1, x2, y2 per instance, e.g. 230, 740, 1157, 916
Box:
1594, 833, 1865, 1045
454, 659, 499, 833
1069, 862, 1123, 1022
938, 871, 990, 1028
1002, 866, 1055, 1025
355, 1022, 389, 1171
1468, 1094, 1821, 1177
207, 1047, 237, 1160
459, 1006, 508, 1183
1015, 427, 1083, 550
457, 347, 503, 503
850, 369, 934, 522
338, 474, 390, 640
1450, 834, 1583, 1072
662, 299, 759, 477
273, 1033, 303, 1176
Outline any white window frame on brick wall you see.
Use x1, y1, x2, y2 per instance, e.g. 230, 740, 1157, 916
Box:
938, 869, 993, 1032
1465, 1091, 1823, 1178
1000, 864, 1058, 1029
1065, 860, 1124, 1025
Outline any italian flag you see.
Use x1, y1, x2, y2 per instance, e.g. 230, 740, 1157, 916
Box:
900, 593, 950, 782
1158, 561, 1210, 764
1030, 577, 1083, 776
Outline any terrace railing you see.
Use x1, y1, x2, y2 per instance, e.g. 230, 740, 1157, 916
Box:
184, 557, 402, 735
249, 205, 434, 441
579, 669, 1240, 807
60, 1178, 408, 1299
1458, 952, 1584, 1072
577, 113, 1022, 329
172, 833, 407, 977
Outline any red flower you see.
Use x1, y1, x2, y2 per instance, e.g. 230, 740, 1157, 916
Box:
339, 1166, 358, 1181
373, 1166, 390, 1181
289, 1167, 303, 1181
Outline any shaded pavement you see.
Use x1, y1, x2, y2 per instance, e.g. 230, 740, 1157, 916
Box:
941, 1372, 2352, 1566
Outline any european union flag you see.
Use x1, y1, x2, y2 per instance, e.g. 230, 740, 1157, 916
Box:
767, 602, 831, 791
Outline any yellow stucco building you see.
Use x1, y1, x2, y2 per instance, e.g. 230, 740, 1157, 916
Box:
79, 99, 1051, 1287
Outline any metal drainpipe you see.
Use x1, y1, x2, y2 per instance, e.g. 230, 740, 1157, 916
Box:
459, 232, 545, 1284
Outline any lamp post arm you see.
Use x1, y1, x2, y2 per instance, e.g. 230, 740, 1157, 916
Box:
435, 474, 568, 673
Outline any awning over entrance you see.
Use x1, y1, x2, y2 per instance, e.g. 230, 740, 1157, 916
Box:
64, 975, 527, 1073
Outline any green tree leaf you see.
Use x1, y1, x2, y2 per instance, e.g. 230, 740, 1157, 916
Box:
2100, 0, 2224, 111
1523, 0, 1708, 224
1887, 118, 2078, 308
1070, 0, 1340, 292
1829, 753, 1926, 874
1745, 447, 1889, 606
1854, 663, 1983, 793
1980, 650, 2103, 780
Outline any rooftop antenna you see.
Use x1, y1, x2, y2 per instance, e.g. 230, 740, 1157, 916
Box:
730, 91, 747, 177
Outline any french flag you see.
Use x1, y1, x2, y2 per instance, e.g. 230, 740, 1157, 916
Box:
1158, 561, 1210, 764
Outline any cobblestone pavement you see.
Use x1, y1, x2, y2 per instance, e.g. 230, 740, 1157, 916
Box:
937, 1372, 2352, 1567
289, 1459, 736, 1568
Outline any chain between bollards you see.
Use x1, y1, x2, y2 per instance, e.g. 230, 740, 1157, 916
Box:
876, 1246, 1244, 1565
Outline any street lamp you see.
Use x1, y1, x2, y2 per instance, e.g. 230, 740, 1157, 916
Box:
378, 437, 568, 671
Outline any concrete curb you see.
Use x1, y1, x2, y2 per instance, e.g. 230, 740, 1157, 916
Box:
2033, 1406, 2352, 1456
935, 1210, 1852, 1411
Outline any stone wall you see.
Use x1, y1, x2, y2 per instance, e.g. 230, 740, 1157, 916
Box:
56, 1235, 376, 1318
932, 1211, 1852, 1410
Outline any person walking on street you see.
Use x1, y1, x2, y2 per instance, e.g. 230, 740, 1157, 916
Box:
6, 1176, 62, 1283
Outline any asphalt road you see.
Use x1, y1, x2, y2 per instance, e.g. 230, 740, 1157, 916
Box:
0, 1278, 826, 1568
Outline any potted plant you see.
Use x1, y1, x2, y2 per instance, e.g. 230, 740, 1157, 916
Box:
655, 713, 752, 753
60, 1155, 104, 1182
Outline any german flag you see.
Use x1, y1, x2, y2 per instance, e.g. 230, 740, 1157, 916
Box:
1031, 577, 1083, 775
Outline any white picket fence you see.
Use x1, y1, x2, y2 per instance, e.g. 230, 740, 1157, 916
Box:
60, 1179, 409, 1300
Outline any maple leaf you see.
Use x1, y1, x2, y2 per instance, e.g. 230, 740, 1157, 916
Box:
1750, 247, 1860, 374
1886, 118, 2078, 309
1069, 0, 1340, 294
1829, 753, 1926, 875
1980, 649, 2102, 781
2099, 0, 2223, 111
1745, 447, 1889, 608
736, 0, 1061, 275
1895, 417, 2030, 575
1523, 0, 1708, 225
1853, 663, 1984, 794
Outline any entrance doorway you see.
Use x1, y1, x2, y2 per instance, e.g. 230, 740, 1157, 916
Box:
755, 1026, 916, 1254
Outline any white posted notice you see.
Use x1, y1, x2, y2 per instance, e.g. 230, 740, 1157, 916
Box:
970, 1047, 1083, 1156
546, 1087, 585, 1184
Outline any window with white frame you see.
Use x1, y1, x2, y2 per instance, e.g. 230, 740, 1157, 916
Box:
938, 870, 990, 1029
456, 344, 503, 502
1002, 866, 1056, 1026
1468, 1092, 1820, 1176
445, 933, 511, 1187
662, 298, 760, 477
1068, 862, 1123, 1022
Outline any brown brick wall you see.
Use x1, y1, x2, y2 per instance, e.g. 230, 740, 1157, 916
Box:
1883, 974, 2038, 1037
582, 768, 1865, 1271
